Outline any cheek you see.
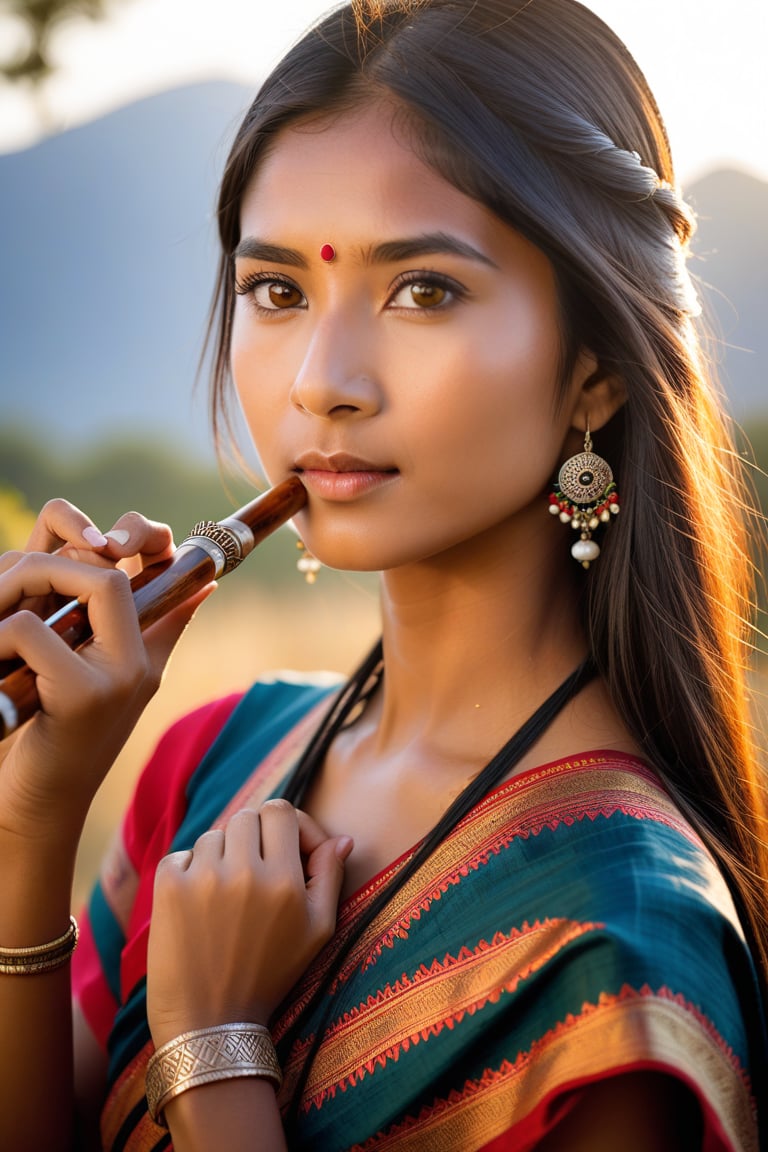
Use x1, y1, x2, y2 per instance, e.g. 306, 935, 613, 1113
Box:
230, 309, 254, 403
231, 304, 270, 386
230, 311, 285, 426
408, 317, 564, 465
229, 357, 282, 480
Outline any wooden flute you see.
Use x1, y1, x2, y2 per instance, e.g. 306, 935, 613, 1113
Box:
0, 475, 307, 739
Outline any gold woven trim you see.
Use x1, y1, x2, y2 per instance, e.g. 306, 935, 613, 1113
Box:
292, 918, 599, 1105
333, 991, 757, 1151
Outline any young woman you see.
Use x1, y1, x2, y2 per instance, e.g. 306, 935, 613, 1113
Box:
0, 1, 765, 1149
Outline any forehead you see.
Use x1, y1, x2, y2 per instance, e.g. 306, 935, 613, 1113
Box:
240, 102, 500, 243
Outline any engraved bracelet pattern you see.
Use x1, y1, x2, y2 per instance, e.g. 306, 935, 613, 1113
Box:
145, 1022, 282, 1126
0, 916, 78, 975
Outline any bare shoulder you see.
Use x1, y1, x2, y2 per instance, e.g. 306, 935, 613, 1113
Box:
568, 674, 644, 756
517, 673, 644, 776
535, 1071, 702, 1152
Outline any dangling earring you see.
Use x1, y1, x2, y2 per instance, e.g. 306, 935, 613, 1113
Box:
548, 422, 620, 568
296, 540, 322, 584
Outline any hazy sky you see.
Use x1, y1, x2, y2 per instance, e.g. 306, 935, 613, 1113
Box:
0, 0, 765, 185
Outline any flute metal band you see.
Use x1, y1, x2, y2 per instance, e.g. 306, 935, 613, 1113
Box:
145, 1022, 282, 1127
179, 534, 230, 579
185, 516, 255, 577
0, 916, 79, 975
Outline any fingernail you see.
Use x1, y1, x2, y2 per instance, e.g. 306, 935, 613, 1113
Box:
105, 529, 131, 546
335, 836, 354, 860
83, 526, 108, 547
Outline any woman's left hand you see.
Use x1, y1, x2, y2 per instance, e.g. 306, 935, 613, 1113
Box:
146, 800, 353, 1048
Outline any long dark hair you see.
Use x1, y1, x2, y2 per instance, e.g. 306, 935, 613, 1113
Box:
208, 0, 768, 1006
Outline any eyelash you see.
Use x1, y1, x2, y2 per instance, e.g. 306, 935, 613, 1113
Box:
234, 271, 304, 315
386, 270, 466, 311
232, 268, 467, 314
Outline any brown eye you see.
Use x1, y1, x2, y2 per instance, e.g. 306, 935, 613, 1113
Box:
234, 272, 307, 312
388, 273, 460, 311
255, 281, 305, 309
409, 283, 447, 307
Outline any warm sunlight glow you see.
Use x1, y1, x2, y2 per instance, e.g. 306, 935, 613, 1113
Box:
0, 0, 765, 184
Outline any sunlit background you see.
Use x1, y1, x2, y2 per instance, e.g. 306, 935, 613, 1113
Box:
0, 0, 765, 902
1, 0, 766, 182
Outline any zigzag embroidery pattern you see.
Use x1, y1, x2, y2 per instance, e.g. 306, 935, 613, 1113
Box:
283, 918, 604, 1110
333, 768, 698, 988
342, 984, 755, 1152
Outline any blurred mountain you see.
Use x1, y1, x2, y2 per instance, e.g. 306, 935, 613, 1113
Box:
686, 169, 768, 416
0, 84, 766, 463
0, 81, 253, 459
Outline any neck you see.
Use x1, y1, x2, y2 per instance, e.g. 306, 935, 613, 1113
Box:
372, 511, 587, 765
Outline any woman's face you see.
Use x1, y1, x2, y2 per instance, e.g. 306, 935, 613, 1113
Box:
231, 102, 591, 573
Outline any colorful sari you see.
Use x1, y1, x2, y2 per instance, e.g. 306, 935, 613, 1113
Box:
73, 675, 766, 1151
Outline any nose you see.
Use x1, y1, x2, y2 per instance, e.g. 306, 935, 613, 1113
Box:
289, 314, 383, 420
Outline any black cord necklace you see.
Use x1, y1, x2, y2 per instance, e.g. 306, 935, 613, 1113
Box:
422, 654, 597, 838
280, 649, 598, 1132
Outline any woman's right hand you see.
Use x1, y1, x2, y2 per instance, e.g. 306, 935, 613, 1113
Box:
0, 498, 213, 845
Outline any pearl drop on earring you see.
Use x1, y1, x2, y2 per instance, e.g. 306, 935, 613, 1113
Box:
547, 423, 620, 569
296, 540, 322, 583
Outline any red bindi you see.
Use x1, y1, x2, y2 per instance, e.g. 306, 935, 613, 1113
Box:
320, 243, 336, 262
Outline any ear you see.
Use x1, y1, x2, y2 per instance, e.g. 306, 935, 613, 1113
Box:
568, 353, 626, 435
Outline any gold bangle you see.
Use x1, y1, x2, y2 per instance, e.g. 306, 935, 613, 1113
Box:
0, 916, 78, 975
145, 1022, 282, 1127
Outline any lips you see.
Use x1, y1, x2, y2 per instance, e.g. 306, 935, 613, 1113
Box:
292, 451, 399, 501
293, 451, 397, 474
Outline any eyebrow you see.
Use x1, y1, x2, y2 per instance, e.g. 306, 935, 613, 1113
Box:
232, 231, 498, 269
232, 239, 308, 267
369, 232, 498, 269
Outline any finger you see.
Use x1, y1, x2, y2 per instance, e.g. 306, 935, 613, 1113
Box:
0, 590, 147, 732
0, 544, 116, 629
259, 798, 300, 854
25, 498, 110, 555
101, 512, 175, 566
258, 799, 304, 884
0, 607, 89, 683
0, 552, 30, 626
0, 554, 143, 668
188, 828, 225, 867
0, 550, 25, 579
157, 848, 194, 877
304, 836, 353, 933
51, 565, 143, 668
295, 807, 333, 857
221, 808, 262, 869
0, 552, 127, 622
